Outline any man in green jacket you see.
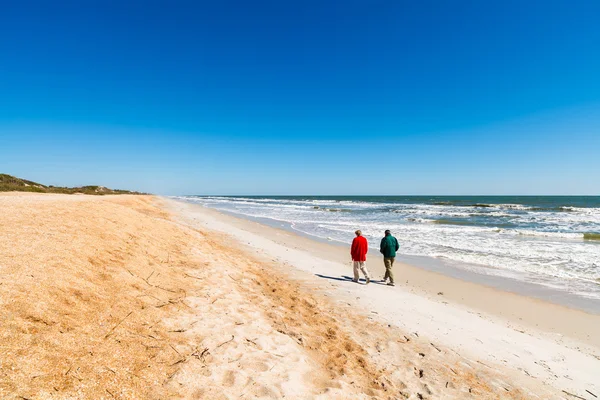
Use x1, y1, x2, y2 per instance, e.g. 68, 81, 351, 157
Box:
380, 230, 399, 286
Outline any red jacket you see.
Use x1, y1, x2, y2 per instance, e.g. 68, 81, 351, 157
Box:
351, 236, 368, 261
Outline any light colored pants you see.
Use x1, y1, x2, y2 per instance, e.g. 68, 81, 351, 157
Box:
384, 257, 395, 284
353, 261, 370, 281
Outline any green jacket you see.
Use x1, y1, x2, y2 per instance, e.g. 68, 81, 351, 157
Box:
380, 235, 399, 258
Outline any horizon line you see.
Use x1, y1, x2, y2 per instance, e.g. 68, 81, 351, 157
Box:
172, 194, 600, 197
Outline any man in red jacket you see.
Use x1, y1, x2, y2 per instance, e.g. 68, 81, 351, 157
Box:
350, 230, 371, 284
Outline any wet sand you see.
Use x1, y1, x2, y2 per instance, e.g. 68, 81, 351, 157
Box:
214, 209, 600, 316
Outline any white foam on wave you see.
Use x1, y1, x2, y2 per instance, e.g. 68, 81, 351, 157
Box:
495, 203, 532, 210
509, 229, 584, 240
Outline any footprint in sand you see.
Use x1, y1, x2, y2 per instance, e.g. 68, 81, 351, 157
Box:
220, 369, 236, 387
242, 360, 270, 372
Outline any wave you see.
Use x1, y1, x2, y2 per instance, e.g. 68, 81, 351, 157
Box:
450, 203, 585, 212
444, 203, 530, 209
528, 206, 576, 212
568, 207, 600, 215
510, 230, 584, 240
431, 219, 476, 226
403, 220, 594, 240
464, 203, 531, 210
392, 209, 475, 218
186, 196, 600, 217
190, 196, 398, 210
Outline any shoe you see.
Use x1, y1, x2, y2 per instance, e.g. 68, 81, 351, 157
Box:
365, 277, 370, 285
387, 282, 395, 286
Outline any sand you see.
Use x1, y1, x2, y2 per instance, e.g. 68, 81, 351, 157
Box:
164, 199, 600, 399
1, 193, 598, 399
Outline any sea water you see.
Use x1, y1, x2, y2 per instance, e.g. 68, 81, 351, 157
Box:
175, 195, 600, 300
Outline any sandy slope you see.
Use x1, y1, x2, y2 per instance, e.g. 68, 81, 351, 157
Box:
0, 193, 587, 399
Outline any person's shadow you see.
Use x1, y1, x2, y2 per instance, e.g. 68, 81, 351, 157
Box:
315, 274, 386, 285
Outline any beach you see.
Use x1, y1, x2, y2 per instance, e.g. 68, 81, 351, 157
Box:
174, 196, 600, 302
1, 193, 599, 399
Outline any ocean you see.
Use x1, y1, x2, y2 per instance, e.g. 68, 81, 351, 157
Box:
175, 195, 600, 300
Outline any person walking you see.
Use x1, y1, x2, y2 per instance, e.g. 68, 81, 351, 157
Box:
380, 229, 399, 286
350, 230, 371, 284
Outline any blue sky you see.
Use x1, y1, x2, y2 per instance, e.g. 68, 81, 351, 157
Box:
1, 0, 599, 195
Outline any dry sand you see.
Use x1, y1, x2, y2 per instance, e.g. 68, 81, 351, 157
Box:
0, 193, 597, 399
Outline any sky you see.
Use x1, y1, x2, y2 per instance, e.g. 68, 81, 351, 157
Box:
1, 0, 599, 195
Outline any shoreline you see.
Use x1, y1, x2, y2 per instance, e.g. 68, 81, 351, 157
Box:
175, 195, 600, 304
191, 204, 600, 315
166, 198, 600, 349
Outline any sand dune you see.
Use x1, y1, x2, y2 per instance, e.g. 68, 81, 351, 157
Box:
0, 193, 577, 398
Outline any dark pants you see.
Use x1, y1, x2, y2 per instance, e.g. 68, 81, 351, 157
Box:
383, 257, 395, 283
